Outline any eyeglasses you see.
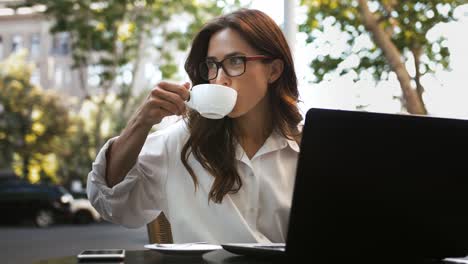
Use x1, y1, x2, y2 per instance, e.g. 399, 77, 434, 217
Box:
198, 55, 273, 81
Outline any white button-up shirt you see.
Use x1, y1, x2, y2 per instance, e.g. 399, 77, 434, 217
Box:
87, 120, 299, 244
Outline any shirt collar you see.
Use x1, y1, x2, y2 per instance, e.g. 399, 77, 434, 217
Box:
235, 129, 300, 162
286, 137, 300, 153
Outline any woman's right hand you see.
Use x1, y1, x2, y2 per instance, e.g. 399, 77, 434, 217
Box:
104, 81, 190, 187
133, 81, 191, 129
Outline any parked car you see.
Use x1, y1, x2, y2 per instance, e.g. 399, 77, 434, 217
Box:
0, 176, 73, 227
70, 190, 101, 224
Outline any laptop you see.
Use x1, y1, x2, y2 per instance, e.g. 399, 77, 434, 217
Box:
221, 108, 468, 261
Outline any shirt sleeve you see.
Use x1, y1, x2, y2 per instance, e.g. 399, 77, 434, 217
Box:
86, 132, 169, 228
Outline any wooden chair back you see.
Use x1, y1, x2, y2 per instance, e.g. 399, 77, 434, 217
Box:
146, 212, 173, 244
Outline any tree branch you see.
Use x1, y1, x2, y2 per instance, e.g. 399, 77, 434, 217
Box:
411, 47, 426, 106
357, 0, 427, 114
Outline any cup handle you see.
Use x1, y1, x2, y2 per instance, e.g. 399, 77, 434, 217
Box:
185, 90, 194, 109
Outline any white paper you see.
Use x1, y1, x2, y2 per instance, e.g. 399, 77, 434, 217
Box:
144, 243, 222, 252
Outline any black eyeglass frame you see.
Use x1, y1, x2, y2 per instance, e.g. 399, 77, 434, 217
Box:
198, 55, 273, 81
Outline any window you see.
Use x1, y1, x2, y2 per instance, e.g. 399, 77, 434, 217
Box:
31, 64, 40, 86
12, 34, 23, 52
0, 36, 3, 59
31, 33, 40, 58
55, 67, 63, 87
51, 32, 70, 56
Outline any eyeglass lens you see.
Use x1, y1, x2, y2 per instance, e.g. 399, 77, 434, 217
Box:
199, 56, 246, 80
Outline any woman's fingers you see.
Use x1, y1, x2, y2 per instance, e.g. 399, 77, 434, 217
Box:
137, 81, 191, 126
157, 81, 191, 101
151, 87, 186, 114
148, 96, 180, 115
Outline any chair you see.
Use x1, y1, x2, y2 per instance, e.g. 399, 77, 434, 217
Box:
146, 211, 173, 244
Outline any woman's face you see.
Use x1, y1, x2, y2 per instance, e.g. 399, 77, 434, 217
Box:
206, 28, 277, 118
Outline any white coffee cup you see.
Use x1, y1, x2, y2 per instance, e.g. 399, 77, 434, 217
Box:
185, 84, 237, 119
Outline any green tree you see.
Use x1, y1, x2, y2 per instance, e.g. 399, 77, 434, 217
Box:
0, 51, 71, 182
56, 115, 93, 184
300, 0, 467, 114
22, 0, 234, 150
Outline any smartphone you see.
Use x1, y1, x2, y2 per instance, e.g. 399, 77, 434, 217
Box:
77, 249, 125, 261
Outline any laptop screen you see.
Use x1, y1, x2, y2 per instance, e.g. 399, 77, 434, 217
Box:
286, 108, 468, 260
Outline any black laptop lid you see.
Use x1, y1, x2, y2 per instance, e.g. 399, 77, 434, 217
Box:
286, 108, 468, 260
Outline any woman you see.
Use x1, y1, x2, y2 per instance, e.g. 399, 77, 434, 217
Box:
87, 8, 302, 244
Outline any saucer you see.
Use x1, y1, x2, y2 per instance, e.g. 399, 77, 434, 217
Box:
144, 243, 222, 256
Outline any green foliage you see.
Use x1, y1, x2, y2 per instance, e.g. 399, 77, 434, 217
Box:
21, 0, 233, 151
0, 51, 72, 182
4, 1, 239, 183
56, 115, 93, 184
300, 0, 466, 82
25, 0, 228, 85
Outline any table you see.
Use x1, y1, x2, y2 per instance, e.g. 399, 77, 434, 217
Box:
34, 249, 456, 264
34, 249, 285, 264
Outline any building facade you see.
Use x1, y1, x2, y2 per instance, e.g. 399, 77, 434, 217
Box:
0, 6, 86, 99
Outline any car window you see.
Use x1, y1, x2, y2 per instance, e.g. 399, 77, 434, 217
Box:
57, 186, 71, 195
0, 182, 34, 193
0, 179, 73, 200
71, 191, 88, 199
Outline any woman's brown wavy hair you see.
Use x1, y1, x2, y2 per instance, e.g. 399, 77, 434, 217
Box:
182, 8, 302, 203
